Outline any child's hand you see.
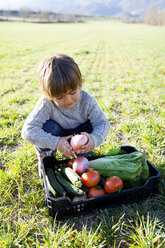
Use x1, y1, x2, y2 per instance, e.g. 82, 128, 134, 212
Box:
76, 132, 94, 154
56, 135, 75, 157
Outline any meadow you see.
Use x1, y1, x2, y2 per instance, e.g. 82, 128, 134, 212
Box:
0, 20, 165, 247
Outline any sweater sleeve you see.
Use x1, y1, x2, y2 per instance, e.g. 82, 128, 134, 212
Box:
87, 97, 110, 147
21, 97, 60, 150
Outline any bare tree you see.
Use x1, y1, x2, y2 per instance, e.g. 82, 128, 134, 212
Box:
2, 10, 11, 20
161, 9, 165, 26
19, 8, 31, 21
145, 6, 165, 26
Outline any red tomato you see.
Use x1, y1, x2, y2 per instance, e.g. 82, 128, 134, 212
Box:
88, 187, 106, 198
67, 158, 75, 168
81, 170, 100, 188
104, 176, 123, 193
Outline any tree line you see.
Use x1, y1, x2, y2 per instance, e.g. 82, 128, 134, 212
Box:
0, 7, 165, 25
0, 9, 85, 23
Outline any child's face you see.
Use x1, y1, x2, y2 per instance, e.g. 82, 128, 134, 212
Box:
53, 88, 80, 109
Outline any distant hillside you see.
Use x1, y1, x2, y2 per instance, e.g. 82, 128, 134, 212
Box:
1, 0, 165, 19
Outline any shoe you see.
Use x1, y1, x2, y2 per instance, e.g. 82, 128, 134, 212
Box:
35, 147, 56, 159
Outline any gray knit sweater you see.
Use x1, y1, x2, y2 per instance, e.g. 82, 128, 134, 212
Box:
21, 90, 110, 150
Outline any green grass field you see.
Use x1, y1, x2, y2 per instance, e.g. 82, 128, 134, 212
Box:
0, 20, 165, 247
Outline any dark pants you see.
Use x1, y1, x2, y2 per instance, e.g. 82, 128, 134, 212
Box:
38, 119, 93, 152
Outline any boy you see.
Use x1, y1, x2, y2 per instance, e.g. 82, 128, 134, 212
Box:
22, 54, 110, 160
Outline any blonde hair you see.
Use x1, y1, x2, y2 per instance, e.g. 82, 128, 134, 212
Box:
38, 54, 82, 100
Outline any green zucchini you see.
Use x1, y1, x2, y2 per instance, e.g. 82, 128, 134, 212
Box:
45, 167, 66, 197
56, 171, 85, 196
61, 165, 82, 188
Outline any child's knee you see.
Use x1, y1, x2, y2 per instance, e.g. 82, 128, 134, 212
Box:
43, 119, 63, 136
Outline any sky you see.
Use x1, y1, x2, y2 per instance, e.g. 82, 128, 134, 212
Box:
0, 0, 45, 10
0, 0, 164, 17
0, 0, 95, 10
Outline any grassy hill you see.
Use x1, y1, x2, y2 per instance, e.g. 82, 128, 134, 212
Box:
0, 20, 165, 247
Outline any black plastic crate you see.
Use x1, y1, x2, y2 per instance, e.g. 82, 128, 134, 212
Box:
40, 146, 160, 219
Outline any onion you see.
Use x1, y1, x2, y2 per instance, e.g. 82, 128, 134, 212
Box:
70, 134, 88, 153
72, 156, 89, 175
